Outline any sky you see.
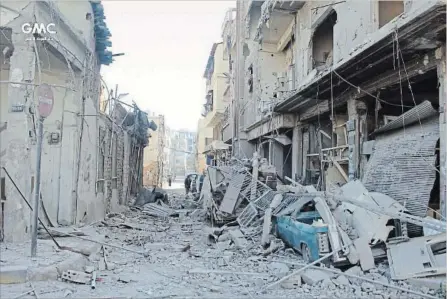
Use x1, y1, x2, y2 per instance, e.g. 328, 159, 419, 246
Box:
101, 1, 235, 132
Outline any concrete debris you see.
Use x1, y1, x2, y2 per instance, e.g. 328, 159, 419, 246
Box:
187, 268, 270, 277
118, 277, 131, 283
143, 203, 178, 218
199, 164, 445, 292
280, 275, 302, 289
3, 175, 445, 299
301, 269, 332, 286
267, 262, 289, 276
332, 275, 350, 286
134, 187, 169, 207
386, 233, 446, 280
228, 229, 248, 250
354, 237, 376, 271
61, 270, 92, 284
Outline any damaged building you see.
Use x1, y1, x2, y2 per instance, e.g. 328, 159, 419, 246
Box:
218, 0, 446, 221
0, 1, 153, 242
196, 0, 447, 293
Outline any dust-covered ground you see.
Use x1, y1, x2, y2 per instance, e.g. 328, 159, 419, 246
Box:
0, 188, 442, 299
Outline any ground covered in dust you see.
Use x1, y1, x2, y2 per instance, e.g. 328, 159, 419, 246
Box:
0, 188, 441, 299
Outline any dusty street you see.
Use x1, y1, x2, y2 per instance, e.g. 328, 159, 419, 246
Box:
0, 186, 442, 299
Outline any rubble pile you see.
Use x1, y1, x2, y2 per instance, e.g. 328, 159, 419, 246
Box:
2, 168, 445, 299
195, 154, 447, 297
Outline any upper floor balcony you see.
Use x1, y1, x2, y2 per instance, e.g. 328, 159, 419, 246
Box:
254, 0, 305, 49
201, 90, 214, 117
221, 8, 236, 38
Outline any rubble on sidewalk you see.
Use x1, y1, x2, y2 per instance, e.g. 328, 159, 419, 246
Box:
196, 155, 446, 297
3, 166, 445, 299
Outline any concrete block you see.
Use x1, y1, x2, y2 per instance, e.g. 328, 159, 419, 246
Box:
281, 275, 302, 289
228, 229, 248, 249
301, 269, 331, 286
267, 262, 289, 276
407, 277, 446, 291
0, 265, 28, 284
55, 254, 89, 275
332, 275, 350, 286
28, 265, 58, 281
354, 237, 375, 271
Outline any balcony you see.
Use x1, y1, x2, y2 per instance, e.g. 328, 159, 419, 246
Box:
221, 8, 236, 37
254, 0, 306, 47
246, 0, 265, 19
201, 91, 214, 117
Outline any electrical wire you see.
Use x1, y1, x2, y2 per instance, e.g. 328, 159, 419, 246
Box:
394, 31, 440, 177
333, 70, 413, 108
395, 30, 406, 136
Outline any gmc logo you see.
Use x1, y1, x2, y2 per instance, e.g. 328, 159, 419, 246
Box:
21, 23, 56, 35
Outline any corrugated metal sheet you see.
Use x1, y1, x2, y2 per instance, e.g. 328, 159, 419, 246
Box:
362, 117, 439, 236
219, 172, 247, 214
373, 100, 438, 135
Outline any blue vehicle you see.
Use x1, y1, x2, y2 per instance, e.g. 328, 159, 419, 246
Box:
273, 204, 331, 263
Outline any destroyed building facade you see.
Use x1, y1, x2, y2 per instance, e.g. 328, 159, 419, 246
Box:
214, 0, 446, 220
0, 1, 152, 242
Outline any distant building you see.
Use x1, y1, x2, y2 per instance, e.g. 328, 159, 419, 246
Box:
143, 114, 166, 187
169, 130, 197, 177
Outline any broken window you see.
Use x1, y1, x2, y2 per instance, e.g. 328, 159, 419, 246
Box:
312, 10, 337, 70
378, 0, 404, 28
248, 65, 253, 93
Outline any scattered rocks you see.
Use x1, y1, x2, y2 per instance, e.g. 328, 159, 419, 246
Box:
267, 262, 289, 276
302, 269, 332, 286
361, 281, 375, 292
344, 266, 363, 276
321, 278, 336, 289
280, 275, 302, 289
118, 276, 131, 283
333, 275, 350, 286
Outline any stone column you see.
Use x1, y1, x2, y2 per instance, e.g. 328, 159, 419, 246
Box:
347, 99, 359, 181
271, 141, 284, 179
292, 123, 303, 182
437, 46, 446, 219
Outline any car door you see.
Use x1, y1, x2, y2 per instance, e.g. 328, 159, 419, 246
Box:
276, 215, 292, 244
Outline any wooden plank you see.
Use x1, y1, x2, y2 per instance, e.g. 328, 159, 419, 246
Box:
331, 158, 349, 183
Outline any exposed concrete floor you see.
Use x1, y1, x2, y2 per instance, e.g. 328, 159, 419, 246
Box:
0, 188, 443, 299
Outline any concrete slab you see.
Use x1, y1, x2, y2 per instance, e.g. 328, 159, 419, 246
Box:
301, 269, 331, 286
281, 275, 302, 289
0, 265, 28, 284
354, 237, 375, 271
229, 229, 248, 249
